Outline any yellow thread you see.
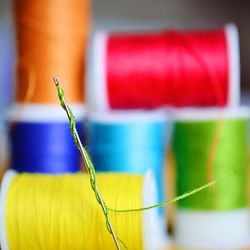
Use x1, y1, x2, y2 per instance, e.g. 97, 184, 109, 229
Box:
6, 173, 143, 250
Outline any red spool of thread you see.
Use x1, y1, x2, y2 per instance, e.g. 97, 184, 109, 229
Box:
87, 24, 240, 110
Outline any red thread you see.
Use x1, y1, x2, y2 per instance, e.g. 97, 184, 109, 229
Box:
107, 29, 228, 109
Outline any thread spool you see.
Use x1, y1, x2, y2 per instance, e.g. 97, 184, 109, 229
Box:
87, 24, 239, 111
8, 104, 84, 173
13, 0, 90, 104
172, 107, 250, 249
87, 110, 168, 204
0, 170, 163, 250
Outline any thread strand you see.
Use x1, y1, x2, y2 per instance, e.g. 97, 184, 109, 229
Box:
107, 180, 216, 213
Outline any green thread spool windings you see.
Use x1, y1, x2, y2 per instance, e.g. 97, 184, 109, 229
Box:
172, 108, 250, 249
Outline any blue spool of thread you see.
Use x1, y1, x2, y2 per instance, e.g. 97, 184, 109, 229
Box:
8, 104, 84, 173
87, 110, 169, 214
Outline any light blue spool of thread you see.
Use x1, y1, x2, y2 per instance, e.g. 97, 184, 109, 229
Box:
87, 110, 169, 216
8, 104, 85, 173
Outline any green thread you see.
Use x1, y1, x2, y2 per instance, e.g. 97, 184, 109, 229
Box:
54, 79, 218, 249
107, 180, 216, 213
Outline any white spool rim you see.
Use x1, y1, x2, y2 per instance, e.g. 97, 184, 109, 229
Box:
0, 170, 17, 250
224, 23, 240, 107
175, 209, 250, 249
87, 31, 108, 111
171, 107, 249, 121
87, 109, 168, 124
142, 171, 169, 250
7, 104, 85, 122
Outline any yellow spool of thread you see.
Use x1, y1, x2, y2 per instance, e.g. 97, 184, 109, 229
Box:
0, 170, 162, 250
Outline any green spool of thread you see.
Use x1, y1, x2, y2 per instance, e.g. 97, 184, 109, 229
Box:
173, 109, 248, 210
173, 108, 250, 249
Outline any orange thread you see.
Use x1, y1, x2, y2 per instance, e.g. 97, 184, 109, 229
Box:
13, 0, 90, 104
